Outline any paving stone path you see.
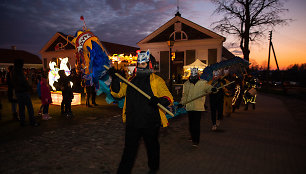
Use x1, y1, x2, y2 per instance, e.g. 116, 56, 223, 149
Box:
0, 93, 306, 174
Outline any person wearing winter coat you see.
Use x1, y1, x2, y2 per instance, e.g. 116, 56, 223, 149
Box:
180, 67, 214, 147
7, 65, 18, 120
40, 77, 52, 120
12, 59, 39, 127
110, 50, 173, 174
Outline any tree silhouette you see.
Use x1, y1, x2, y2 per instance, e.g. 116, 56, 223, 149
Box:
211, 0, 291, 62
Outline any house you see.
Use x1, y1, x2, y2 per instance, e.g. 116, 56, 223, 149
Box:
137, 12, 235, 81
0, 47, 42, 69
40, 32, 139, 70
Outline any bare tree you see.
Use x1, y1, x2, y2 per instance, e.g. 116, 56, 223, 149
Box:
211, 0, 291, 62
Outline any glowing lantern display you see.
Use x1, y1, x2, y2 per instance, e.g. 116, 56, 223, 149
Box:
109, 54, 137, 65
48, 57, 73, 90
48, 57, 81, 106
51, 91, 81, 105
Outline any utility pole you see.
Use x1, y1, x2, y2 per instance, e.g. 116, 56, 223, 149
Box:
267, 31, 280, 71
267, 31, 282, 86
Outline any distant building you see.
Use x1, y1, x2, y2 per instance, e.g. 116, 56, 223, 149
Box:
0, 47, 42, 69
40, 32, 139, 70
137, 12, 235, 81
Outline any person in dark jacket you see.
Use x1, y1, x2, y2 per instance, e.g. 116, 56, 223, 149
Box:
58, 70, 74, 117
111, 50, 173, 174
7, 65, 18, 120
12, 59, 39, 127
209, 69, 225, 131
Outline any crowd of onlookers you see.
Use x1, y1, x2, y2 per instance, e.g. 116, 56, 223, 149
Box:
0, 61, 97, 125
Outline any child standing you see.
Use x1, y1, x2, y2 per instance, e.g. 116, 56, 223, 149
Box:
40, 76, 52, 120
58, 70, 73, 117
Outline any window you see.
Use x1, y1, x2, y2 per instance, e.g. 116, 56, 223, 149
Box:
169, 31, 188, 41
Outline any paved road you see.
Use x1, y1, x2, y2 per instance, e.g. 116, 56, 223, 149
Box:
0, 93, 306, 174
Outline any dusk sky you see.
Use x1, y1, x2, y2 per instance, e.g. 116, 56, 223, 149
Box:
0, 0, 305, 69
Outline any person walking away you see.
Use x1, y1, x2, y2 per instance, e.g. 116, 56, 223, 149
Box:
209, 69, 225, 131
40, 76, 52, 120
7, 65, 18, 120
179, 67, 214, 147
12, 59, 39, 127
110, 50, 173, 174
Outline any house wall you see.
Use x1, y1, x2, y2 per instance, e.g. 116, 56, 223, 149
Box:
138, 38, 224, 79
40, 49, 76, 70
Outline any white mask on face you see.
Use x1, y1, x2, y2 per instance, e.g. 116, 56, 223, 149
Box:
137, 50, 150, 64
190, 68, 198, 77
213, 70, 220, 78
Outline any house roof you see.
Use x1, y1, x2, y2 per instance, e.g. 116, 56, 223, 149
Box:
138, 15, 225, 44
41, 32, 139, 56
184, 59, 208, 69
222, 46, 236, 59
0, 49, 42, 64
101, 41, 139, 56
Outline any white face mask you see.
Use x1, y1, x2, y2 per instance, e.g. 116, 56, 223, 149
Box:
213, 70, 220, 78
190, 68, 198, 77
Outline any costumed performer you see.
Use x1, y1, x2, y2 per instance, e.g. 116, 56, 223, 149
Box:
209, 69, 225, 131
179, 67, 215, 147
110, 50, 173, 174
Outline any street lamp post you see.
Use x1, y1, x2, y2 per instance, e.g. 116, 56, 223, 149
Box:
167, 40, 174, 92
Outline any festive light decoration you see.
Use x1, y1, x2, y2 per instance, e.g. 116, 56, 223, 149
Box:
109, 54, 137, 65
51, 91, 81, 105
171, 52, 175, 61
48, 57, 73, 91
232, 85, 241, 105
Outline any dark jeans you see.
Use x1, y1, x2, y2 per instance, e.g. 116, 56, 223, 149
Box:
10, 100, 17, 114
61, 100, 71, 113
15, 92, 35, 124
210, 94, 224, 125
117, 126, 160, 174
91, 86, 96, 104
85, 86, 91, 105
188, 111, 202, 145
43, 104, 49, 114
